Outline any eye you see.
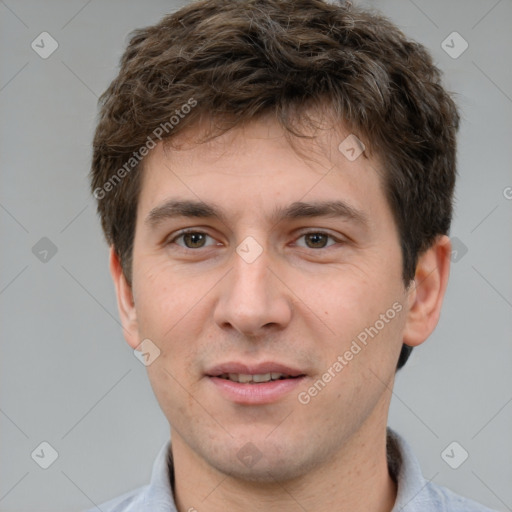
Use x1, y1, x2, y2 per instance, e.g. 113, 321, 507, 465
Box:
294, 231, 341, 249
167, 229, 343, 251
168, 230, 219, 249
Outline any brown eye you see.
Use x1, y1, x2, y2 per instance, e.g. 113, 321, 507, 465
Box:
182, 232, 207, 248
295, 231, 339, 250
304, 233, 329, 249
169, 231, 217, 249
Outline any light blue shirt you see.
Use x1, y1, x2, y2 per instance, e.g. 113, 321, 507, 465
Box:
86, 428, 497, 512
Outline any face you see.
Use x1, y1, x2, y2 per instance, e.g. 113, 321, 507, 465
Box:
119, 118, 414, 482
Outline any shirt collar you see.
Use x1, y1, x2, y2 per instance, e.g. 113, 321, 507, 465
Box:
387, 428, 433, 511
140, 439, 176, 511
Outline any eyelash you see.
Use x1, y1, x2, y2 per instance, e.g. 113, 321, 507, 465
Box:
167, 229, 344, 251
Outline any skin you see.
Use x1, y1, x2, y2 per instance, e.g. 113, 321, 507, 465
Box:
110, 117, 451, 512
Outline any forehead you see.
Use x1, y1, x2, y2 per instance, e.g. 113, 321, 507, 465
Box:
136, 118, 389, 230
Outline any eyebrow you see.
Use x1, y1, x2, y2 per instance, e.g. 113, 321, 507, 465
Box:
145, 199, 368, 228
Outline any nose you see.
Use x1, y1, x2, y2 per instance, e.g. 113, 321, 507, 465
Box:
213, 242, 292, 338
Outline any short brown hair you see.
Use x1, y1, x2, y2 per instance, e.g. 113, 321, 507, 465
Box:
90, 0, 460, 369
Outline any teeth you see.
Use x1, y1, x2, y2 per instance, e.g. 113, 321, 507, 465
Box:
220, 372, 291, 383
252, 373, 271, 383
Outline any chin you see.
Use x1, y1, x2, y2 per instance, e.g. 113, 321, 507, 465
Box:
200, 439, 320, 484
213, 456, 307, 484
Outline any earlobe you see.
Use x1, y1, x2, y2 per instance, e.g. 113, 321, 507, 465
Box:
109, 246, 140, 349
402, 235, 451, 348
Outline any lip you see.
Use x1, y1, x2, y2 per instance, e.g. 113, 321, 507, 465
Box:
205, 361, 305, 377
207, 375, 306, 405
205, 361, 307, 405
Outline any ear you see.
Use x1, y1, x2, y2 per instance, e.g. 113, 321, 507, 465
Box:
402, 235, 451, 347
109, 246, 140, 349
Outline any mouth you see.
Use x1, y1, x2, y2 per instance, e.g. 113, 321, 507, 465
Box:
215, 372, 303, 384
205, 362, 307, 404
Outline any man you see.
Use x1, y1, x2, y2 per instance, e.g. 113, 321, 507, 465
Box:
87, 0, 496, 510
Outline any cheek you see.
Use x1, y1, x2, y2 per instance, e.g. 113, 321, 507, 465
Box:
316, 273, 378, 333
132, 262, 215, 378
313, 267, 406, 368
133, 260, 200, 337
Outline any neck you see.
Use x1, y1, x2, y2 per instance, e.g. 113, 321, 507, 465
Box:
171, 419, 397, 512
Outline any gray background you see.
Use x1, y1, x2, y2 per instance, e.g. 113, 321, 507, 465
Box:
1, 0, 511, 511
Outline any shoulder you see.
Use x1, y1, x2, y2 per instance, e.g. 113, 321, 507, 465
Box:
387, 428, 498, 512
83, 485, 147, 512
82, 439, 175, 512
424, 480, 498, 512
